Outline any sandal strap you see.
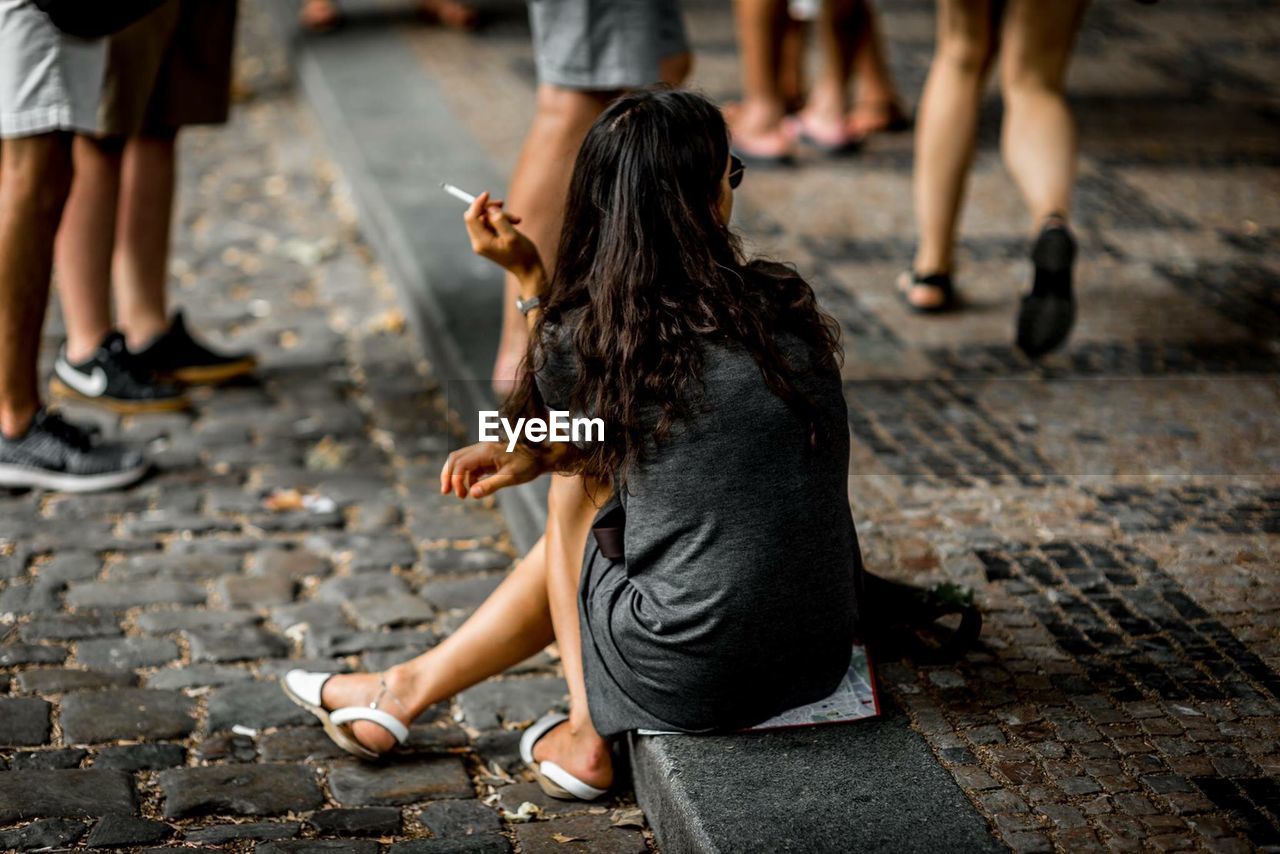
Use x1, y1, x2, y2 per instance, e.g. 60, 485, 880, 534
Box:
539, 759, 608, 801
330, 706, 409, 744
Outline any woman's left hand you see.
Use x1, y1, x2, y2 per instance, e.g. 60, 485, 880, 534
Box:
464, 191, 544, 283
440, 440, 542, 500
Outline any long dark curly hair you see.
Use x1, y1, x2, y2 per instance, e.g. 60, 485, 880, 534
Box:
505, 88, 842, 488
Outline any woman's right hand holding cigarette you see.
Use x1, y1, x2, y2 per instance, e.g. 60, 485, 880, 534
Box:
464, 191, 545, 294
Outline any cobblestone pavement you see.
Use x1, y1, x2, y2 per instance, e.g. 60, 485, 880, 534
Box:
0, 5, 651, 853
1, 1, 1278, 853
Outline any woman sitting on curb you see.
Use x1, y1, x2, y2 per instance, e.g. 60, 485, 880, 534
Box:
283, 88, 975, 800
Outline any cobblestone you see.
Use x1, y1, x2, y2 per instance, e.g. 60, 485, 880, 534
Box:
327, 757, 474, 806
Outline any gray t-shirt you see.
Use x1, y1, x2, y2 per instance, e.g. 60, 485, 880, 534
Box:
536, 313, 863, 735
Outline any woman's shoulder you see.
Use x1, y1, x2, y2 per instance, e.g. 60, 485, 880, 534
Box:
743, 258, 808, 287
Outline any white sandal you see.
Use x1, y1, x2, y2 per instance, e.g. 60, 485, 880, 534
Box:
281, 669, 410, 761
519, 712, 609, 801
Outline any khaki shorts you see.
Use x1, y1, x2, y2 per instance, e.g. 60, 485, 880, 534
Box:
98, 0, 238, 137
0, 0, 106, 138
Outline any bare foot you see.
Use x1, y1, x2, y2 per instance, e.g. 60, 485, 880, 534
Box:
794, 107, 859, 151
725, 101, 795, 162
531, 719, 613, 792
419, 0, 478, 29
299, 0, 342, 31
319, 670, 415, 755
847, 99, 912, 138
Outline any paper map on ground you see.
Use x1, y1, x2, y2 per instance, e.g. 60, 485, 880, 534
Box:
636, 644, 879, 735
744, 643, 880, 731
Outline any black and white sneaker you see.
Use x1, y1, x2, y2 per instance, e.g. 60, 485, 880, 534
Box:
131, 312, 257, 386
51, 331, 188, 413
0, 409, 148, 493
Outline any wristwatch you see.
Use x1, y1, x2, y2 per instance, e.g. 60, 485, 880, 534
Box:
516, 295, 542, 316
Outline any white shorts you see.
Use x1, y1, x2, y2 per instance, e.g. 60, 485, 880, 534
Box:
0, 0, 105, 138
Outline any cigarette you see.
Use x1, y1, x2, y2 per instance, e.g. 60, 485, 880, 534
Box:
440, 182, 477, 205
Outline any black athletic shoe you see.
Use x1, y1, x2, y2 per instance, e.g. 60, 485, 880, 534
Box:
131, 312, 257, 386
51, 331, 189, 414
1015, 219, 1077, 359
0, 408, 147, 493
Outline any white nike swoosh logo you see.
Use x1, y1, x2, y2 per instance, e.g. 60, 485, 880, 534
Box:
57, 362, 109, 397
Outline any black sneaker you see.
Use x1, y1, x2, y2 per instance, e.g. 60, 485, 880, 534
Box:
1015, 218, 1077, 359
0, 409, 147, 492
131, 312, 257, 386
51, 331, 189, 413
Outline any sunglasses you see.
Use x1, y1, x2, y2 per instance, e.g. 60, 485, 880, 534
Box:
729, 155, 746, 190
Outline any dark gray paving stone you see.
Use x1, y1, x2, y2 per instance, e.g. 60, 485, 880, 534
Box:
185, 820, 303, 844
146, 664, 253, 690
351, 536, 418, 573
315, 572, 409, 603
516, 814, 646, 854
421, 575, 503, 612
422, 547, 511, 576
157, 764, 323, 818
16, 668, 137, 693
257, 727, 346, 762
39, 552, 102, 582
0, 697, 51, 746
457, 677, 568, 731
207, 681, 316, 732
124, 513, 239, 537
66, 579, 206, 609
0, 818, 91, 850
218, 574, 297, 607
307, 806, 401, 836
21, 612, 120, 641
258, 841, 379, 854
74, 637, 179, 670
0, 577, 64, 612
111, 552, 240, 580
187, 625, 289, 662
85, 814, 172, 848
344, 594, 435, 628
10, 748, 87, 769
197, 732, 258, 763
0, 545, 31, 580
0, 642, 67, 665
410, 509, 506, 543
632, 712, 1001, 854
270, 601, 349, 632
473, 729, 523, 774
253, 549, 329, 579
136, 608, 260, 633
60, 689, 197, 744
419, 799, 503, 838
0, 769, 136, 823
94, 743, 187, 770
306, 627, 435, 658
249, 510, 345, 532
327, 757, 472, 806
256, 658, 352, 678
361, 647, 420, 671
389, 837, 511, 854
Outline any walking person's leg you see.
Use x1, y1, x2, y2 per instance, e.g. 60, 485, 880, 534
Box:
901, 0, 994, 310
795, 0, 860, 151
729, 0, 795, 162
998, 0, 1088, 357
846, 1, 910, 137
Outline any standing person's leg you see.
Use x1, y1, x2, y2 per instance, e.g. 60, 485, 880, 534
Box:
729, 0, 794, 162
901, 0, 994, 310
0, 135, 73, 437
493, 84, 613, 395
999, 0, 1087, 357
796, 0, 860, 152
52, 137, 124, 365
114, 132, 177, 349
846, 1, 911, 137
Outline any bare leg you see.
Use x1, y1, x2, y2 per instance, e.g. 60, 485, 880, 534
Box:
0, 134, 74, 437
53, 136, 124, 364
729, 0, 793, 159
847, 1, 910, 136
530, 475, 612, 788
997, 0, 1087, 230
493, 85, 614, 396
418, 0, 477, 29
321, 535, 558, 752
114, 133, 178, 350
799, 0, 860, 146
299, 0, 341, 30
907, 0, 994, 306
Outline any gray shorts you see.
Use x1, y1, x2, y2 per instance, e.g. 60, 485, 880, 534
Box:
0, 0, 106, 138
529, 0, 688, 91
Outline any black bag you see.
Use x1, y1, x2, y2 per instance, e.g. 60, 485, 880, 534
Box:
33, 0, 171, 40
